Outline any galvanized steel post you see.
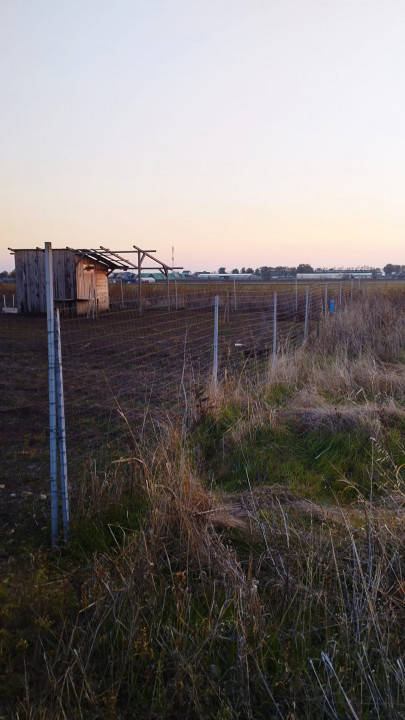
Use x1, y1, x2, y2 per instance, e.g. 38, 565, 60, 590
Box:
273, 291, 277, 365
213, 295, 219, 391
55, 308, 69, 541
304, 286, 309, 342
45, 242, 58, 546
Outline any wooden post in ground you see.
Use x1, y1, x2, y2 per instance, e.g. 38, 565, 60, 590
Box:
166, 270, 170, 311
138, 250, 142, 316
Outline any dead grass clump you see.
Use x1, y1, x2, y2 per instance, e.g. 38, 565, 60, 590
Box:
24, 428, 264, 718
147, 429, 247, 582
5, 428, 405, 718
310, 293, 405, 362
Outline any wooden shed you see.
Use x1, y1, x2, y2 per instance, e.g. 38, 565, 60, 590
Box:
11, 248, 114, 315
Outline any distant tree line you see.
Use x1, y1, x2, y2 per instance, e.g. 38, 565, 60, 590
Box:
383, 264, 405, 277
3, 265, 404, 282
0, 270, 15, 280
216, 264, 403, 279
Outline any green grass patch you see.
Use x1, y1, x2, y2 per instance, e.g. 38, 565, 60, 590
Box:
264, 382, 294, 407
70, 491, 148, 558
195, 413, 376, 499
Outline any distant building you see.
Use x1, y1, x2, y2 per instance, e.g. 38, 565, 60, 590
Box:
197, 273, 253, 280
11, 244, 182, 313
142, 272, 183, 281
11, 247, 117, 314
296, 272, 373, 281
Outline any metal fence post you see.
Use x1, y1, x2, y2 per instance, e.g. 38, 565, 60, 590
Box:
213, 295, 219, 391
339, 281, 342, 307
273, 291, 277, 365
303, 286, 309, 342
233, 279, 237, 312
295, 277, 298, 313
350, 279, 353, 304
45, 242, 58, 546
55, 308, 69, 541
324, 283, 328, 316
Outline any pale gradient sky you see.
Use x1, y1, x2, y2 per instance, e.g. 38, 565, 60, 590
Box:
1, 1, 404, 272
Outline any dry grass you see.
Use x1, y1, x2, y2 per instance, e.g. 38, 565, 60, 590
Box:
309, 292, 405, 362
12, 421, 402, 719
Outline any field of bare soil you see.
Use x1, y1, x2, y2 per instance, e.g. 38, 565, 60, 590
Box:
0, 284, 312, 540
0, 279, 400, 544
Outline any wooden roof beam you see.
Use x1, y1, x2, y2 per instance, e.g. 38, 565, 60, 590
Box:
99, 246, 140, 270
132, 244, 183, 271
67, 247, 118, 270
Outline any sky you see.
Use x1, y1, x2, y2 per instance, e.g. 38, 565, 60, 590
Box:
1, 0, 404, 273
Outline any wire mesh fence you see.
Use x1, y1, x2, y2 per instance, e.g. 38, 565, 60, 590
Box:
58, 280, 355, 473
0, 311, 50, 535
0, 276, 376, 538
0, 281, 359, 461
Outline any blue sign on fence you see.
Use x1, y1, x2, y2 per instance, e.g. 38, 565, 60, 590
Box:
330, 300, 335, 314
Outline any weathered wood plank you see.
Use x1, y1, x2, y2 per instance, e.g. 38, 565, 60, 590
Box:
14, 249, 110, 314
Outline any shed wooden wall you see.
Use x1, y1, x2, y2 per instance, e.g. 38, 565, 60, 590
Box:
53, 250, 77, 301
95, 269, 109, 311
14, 249, 110, 314
74, 257, 109, 313
76, 256, 96, 304
15, 250, 47, 313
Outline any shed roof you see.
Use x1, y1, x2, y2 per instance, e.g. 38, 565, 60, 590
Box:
72, 248, 127, 272
9, 245, 182, 275
9, 246, 120, 271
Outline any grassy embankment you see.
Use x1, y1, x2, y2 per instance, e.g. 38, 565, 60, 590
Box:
1, 291, 405, 719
